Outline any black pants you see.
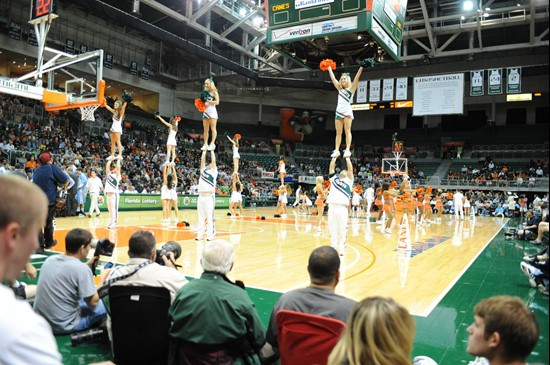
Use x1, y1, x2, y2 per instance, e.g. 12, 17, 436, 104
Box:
39, 204, 57, 248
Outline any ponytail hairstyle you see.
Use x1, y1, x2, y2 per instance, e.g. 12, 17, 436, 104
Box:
167, 174, 174, 190
315, 176, 324, 191
236, 181, 241, 191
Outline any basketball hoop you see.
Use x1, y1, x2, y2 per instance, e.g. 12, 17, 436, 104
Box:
79, 104, 99, 122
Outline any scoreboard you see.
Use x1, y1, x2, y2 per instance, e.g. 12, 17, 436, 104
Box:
265, 0, 408, 61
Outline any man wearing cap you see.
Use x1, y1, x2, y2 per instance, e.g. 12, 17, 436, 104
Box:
32, 152, 69, 251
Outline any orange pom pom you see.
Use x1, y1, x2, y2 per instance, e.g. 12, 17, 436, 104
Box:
234, 134, 241, 140
391, 181, 398, 188
177, 222, 185, 227
194, 98, 206, 113
320, 59, 337, 71
174, 116, 181, 122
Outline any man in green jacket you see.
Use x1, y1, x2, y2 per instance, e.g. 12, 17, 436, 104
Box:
169, 239, 266, 364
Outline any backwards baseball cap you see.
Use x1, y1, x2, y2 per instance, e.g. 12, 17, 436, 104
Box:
39, 152, 52, 164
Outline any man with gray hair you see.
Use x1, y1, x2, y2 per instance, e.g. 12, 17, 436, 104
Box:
169, 240, 266, 364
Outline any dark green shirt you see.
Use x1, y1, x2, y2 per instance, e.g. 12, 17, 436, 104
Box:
169, 272, 266, 364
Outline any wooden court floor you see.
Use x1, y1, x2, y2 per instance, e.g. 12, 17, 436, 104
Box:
51, 208, 507, 317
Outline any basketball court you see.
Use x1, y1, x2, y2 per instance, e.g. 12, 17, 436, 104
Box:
49, 208, 506, 317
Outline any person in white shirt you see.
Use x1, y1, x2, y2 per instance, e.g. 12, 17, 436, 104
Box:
0, 175, 62, 365
86, 170, 104, 217
293, 185, 302, 208
363, 185, 375, 217
454, 189, 464, 219
104, 159, 122, 229
196, 150, 217, 241
326, 155, 353, 256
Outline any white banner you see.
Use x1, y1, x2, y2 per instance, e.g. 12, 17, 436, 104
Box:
356, 80, 367, 103
298, 176, 317, 184
395, 77, 408, 100
413, 73, 464, 116
382, 79, 394, 101
261, 171, 275, 179
271, 16, 357, 43
369, 80, 381, 102
295, 0, 334, 10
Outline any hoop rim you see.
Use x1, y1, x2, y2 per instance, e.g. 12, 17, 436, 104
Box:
43, 79, 106, 111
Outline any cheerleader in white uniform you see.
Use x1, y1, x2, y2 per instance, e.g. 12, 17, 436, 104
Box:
161, 164, 179, 224
155, 114, 180, 165
104, 159, 122, 229
464, 193, 472, 217
278, 157, 286, 185
104, 98, 128, 161
226, 134, 241, 174
202, 78, 219, 151
327, 61, 371, 158
351, 187, 362, 218
229, 172, 243, 217
275, 184, 288, 217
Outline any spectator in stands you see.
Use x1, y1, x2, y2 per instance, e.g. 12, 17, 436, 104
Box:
0, 175, 62, 364
32, 152, 69, 250
265, 246, 356, 360
466, 296, 539, 365
328, 296, 436, 365
169, 240, 265, 364
34, 228, 107, 334
517, 211, 541, 241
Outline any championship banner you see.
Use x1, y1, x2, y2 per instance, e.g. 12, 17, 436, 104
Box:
395, 77, 408, 100
507, 67, 521, 93
356, 80, 367, 103
369, 80, 381, 102
470, 70, 484, 96
488, 68, 502, 95
382, 78, 394, 101
261, 171, 275, 178
84, 194, 231, 211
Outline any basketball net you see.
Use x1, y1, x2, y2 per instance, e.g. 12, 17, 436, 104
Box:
79, 104, 99, 122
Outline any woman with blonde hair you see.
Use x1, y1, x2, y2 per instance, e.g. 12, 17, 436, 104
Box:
202, 78, 220, 151
328, 297, 435, 365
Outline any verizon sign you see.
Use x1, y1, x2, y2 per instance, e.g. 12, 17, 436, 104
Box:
272, 24, 313, 42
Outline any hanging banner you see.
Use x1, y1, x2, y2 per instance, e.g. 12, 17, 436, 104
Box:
65, 39, 75, 55
488, 68, 502, 95
507, 67, 521, 93
104, 53, 113, 69
130, 61, 138, 76
141, 66, 149, 80
28, 27, 38, 47
79, 44, 88, 54
470, 70, 484, 96
8, 21, 21, 41
369, 80, 381, 102
356, 80, 367, 103
382, 78, 394, 101
395, 77, 408, 100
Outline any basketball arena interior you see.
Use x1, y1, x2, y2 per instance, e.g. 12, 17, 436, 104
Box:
0, 0, 549, 364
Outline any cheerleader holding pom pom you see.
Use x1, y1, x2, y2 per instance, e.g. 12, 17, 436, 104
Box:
104, 91, 131, 160
227, 134, 241, 174
155, 112, 180, 165
201, 78, 220, 151
323, 58, 374, 158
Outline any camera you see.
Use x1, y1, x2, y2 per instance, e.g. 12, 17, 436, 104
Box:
71, 326, 108, 346
155, 241, 182, 266
93, 238, 115, 257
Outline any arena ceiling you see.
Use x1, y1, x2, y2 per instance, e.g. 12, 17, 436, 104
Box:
65, 0, 550, 86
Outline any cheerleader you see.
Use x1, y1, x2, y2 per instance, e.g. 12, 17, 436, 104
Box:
104, 159, 121, 229
202, 77, 219, 151
464, 192, 471, 217
229, 172, 243, 217
351, 186, 362, 218
314, 176, 327, 230
435, 192, 444, 221
275, 184, 288, 217
226, 134, 241, 173
300, 191, 313, 215
382, 182, 398, 233
104, 98, 128, 161
374, 185, 384, 223
155, 114, 180, 165
363, 185, 374, 217
422, 187, 433, 223
327, 62, 368, 158
278, 157, 286, 185
161, 164, 179, 224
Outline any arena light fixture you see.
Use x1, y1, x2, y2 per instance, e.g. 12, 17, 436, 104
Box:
239, 8, 247, 16
463, 0, 474, 11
